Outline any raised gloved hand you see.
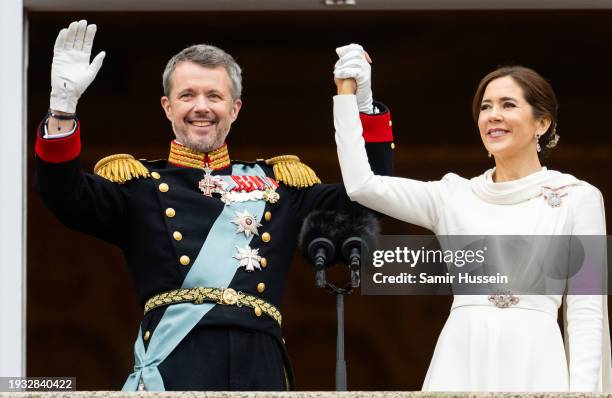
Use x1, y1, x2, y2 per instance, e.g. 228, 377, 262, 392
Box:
50, 20, 106, 114
334, 43, 373, 113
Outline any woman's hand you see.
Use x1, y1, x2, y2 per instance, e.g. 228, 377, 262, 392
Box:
334, 77, 357, 95
334, 43, 373, 112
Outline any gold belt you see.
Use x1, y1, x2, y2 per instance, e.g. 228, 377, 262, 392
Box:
144, 287, 282, 326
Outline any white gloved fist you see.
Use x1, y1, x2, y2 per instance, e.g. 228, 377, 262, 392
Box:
334, 43, 373, 113
50, 20, 106, 114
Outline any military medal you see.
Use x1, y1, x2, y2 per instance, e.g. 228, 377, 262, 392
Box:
231, 210, 261, 238
169, 141, 280, 204
263, 189, 280, 203
198, 167, 216, 196
198, 167, 281, 205
231, 175, 278, 191
198, 166, 229, 197
217, 175, 281, 205
233, 245, 262, 272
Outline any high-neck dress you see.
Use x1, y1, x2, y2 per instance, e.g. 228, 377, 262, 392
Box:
334, 94, 611, 392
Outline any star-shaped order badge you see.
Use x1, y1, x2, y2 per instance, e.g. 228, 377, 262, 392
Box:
233, 245, 262, 272
231, 210, 262, 238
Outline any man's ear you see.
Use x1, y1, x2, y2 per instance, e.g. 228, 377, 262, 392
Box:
161, 96, 173, 121
230, 99, 242, 122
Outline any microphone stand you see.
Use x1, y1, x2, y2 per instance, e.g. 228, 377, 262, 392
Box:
304, 230, 368, 390
316, 259, 361, 390
326, 281, 352, 391
327, 236, 367, 390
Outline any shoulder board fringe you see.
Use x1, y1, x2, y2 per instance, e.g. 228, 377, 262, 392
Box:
265, 155, 321, 188
94, 154, 150, 184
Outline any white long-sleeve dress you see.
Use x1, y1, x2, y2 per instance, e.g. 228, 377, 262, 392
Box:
333, 94, 611, 392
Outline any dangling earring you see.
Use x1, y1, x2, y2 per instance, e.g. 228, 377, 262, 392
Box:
536, 132, 542, 153
487, 152, 492, 158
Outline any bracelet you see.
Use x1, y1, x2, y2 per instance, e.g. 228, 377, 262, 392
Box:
45, 110, 78, 134
47, 110, 77, 120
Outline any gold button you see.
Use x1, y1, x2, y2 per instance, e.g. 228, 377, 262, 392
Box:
389, 120, 393, 127
151, 172, 161, 179
143, 331, 151, 341
257, 283, 266, 293
180, 255, 190, 266
159, 183, 169, 193
391, 142, 396, 150
173, 231, 182, 241
264, 211, 272, 222
254, 306, 262, 317
260, 257, 268, 268
261, 232, 271, 243
165, 208, 175, 218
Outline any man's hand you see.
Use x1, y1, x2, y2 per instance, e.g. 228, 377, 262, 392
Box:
50, 20, 106, 114
334, 43, 373, 113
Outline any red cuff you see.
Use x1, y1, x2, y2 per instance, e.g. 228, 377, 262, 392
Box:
360, 111, 393, 143
34, 120, 81, 163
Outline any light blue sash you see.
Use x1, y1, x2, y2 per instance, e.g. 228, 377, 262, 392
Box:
122, 164, 267, 391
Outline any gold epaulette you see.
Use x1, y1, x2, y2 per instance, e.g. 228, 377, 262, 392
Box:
265, 155, 321, 188
94, 154, 150, 184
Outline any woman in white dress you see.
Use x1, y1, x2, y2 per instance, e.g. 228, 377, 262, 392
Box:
332, 44, 611, 392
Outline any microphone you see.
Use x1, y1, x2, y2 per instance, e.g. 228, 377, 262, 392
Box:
338, 207, 380, 288
298, 206, 380, 392
298, 207, 380, 289
298, 210, 340, 288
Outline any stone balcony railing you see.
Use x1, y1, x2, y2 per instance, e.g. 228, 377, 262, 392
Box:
1, 392, 612, 398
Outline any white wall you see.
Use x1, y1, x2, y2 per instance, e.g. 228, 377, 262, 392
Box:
0, 0, 25, 378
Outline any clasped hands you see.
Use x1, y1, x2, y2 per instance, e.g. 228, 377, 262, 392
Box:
334, 43, 373, 113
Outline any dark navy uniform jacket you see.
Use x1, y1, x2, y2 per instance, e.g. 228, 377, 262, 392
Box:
34, 104, 394, 390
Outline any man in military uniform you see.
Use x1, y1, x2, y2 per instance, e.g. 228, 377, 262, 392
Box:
35, 20, 393, 391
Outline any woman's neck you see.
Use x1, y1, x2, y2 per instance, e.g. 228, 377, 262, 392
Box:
493, 154, 543, 183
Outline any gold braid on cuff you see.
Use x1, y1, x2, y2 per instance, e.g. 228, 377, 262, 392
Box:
144, 287, 282, 326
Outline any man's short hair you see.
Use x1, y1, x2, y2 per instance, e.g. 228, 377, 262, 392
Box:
162, 44, 242, 100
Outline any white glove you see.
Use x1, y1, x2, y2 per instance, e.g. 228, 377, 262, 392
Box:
334, 43, 373, 113
50, 20, 106, 114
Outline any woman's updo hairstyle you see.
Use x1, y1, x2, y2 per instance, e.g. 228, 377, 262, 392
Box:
472, 66, 560, 160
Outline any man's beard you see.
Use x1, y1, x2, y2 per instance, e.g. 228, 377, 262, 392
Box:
182, 135, 224, 153
173, 122, 230, 153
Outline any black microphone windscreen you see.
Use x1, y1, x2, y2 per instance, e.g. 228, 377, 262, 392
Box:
298, 210, 335, 252
338, 206, 380, 249
298, 206, 381, 265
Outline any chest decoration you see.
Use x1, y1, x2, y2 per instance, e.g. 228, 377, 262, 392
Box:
233, 245, 262, 272
198, 167, 230, 197
541, 185, 569, 208
232, 210, 262, 238
198, 169, 280, 205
